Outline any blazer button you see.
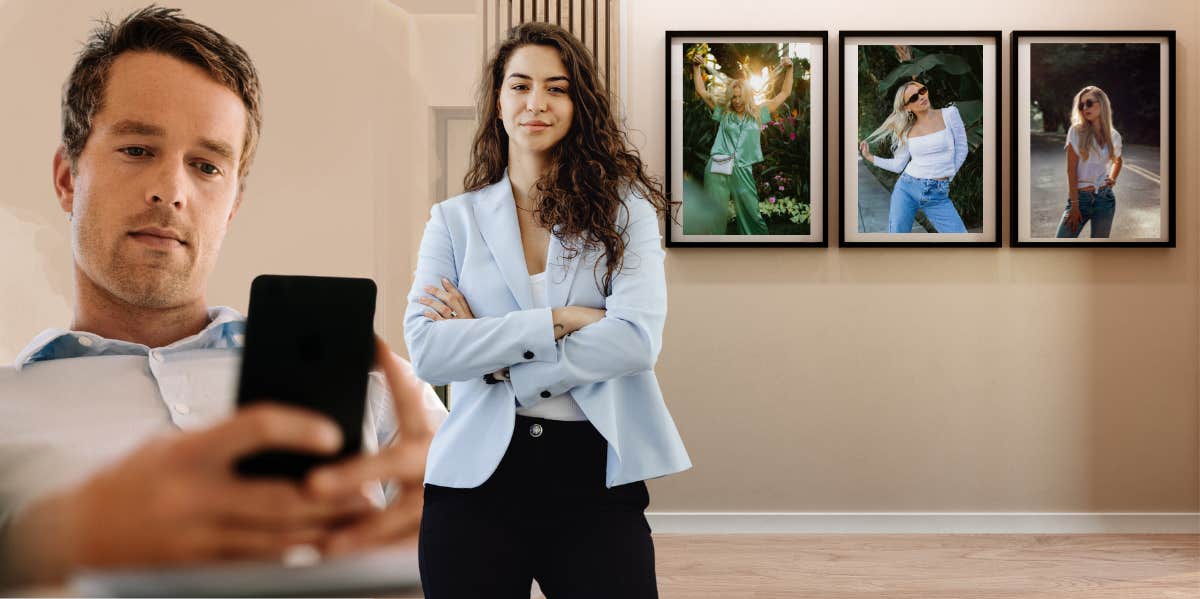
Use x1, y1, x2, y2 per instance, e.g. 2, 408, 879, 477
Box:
540, 390, 551, 398
523, 350, 535, 360
529, 423, 544, 438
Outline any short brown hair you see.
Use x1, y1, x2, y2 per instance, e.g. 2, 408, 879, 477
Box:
61, 5, 263, 186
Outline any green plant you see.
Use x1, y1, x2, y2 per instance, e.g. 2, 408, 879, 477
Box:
757, 195, 810, 225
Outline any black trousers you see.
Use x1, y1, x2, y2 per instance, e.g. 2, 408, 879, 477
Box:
418, 416, 658, 599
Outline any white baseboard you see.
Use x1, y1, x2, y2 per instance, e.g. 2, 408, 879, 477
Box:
645, 512, 1200, 534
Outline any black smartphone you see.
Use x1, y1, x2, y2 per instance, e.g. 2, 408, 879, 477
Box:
234, 275, 377, 480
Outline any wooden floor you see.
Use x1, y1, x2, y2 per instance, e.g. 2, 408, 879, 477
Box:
645, 534, 1200, 599
396, 533, 1199, 598
16, 534, 1194, 597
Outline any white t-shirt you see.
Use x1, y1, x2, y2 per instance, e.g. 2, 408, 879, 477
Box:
513, 272, 587, 421
1066, 125, 1122, 189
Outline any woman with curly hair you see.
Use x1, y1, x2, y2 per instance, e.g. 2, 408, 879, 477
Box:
403, 21, 691, 598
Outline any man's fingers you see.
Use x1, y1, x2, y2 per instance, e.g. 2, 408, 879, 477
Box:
322, 492, 423, 557
375, 337, 436, 441
187, 523, 327, 562
184, 403, 342, 466
306, 447, 427, 500
215, 479, 373, 528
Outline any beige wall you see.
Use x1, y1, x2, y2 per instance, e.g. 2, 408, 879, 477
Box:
1, 0, 1195, 514
629, 0, 1199, 512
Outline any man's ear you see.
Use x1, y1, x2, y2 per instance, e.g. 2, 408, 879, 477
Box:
52, 146, 75, 216
227, 188, 243, 225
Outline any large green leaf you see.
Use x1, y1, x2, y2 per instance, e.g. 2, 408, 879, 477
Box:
954, 100, 983, 127
877, 53, 973, 94
966, 127, 983, 149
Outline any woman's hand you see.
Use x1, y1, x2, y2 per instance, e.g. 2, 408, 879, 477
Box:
692, 54, 704, 67
1065, 204, 1084, 234
1103, 175, 1116, 188
551, 306, 606, 340
859, 140, 873, 163
419, 278, 474, 320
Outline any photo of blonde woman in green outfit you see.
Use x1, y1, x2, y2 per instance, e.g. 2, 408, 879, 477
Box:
691, 53, 793, 235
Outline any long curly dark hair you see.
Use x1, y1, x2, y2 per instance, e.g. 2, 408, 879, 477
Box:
464, 22, 669, 294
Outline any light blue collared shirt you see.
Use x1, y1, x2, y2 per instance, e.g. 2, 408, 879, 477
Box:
0, 307, 446, 530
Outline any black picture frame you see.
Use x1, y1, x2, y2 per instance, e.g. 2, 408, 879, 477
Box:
665, 30, 829, 247
1010, 30, 1176, 247
838, 30, 1002, 248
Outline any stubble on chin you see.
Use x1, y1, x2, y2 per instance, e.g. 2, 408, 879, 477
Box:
102, 254, 195, 309
75, 224, 199, 310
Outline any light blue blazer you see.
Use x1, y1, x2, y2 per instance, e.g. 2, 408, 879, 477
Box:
405, 173, 691, 488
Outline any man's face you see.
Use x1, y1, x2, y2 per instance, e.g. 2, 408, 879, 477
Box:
55, 51, 247, 309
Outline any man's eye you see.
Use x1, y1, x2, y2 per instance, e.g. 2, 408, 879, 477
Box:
195, 162, 221, 176
121, 147, 149, 157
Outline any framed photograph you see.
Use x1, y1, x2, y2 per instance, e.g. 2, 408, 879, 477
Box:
1011, 31, 1175, 247
665, 30, 827, 247
839, 31, 1001, 247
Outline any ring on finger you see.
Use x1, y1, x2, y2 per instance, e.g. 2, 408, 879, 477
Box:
450, 310, 458, 318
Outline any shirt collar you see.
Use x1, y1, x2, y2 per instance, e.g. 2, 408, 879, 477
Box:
13, 306, 246, 370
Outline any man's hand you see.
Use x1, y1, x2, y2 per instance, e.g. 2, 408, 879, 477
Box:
5, 404, 370, 584
303, 338, 436, 556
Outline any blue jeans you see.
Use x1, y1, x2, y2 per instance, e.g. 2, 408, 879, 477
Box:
888, 173, 967, 233
1055, 187, 1116, 238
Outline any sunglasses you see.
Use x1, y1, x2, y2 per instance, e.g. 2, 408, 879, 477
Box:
1078, 98, 1099, 111
905, 86, 928, 105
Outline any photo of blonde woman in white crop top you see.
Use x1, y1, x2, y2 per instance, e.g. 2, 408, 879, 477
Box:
859, 81, 969, 233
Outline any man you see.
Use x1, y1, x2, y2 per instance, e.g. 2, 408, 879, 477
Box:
0, 6, 443, 586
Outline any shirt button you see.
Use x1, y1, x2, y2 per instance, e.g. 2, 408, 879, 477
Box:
523, 350, 534, 360
150, 351, 164, 363
540, 390, 551, 398
173, 402, 191, 415
77, 336, 93, 347
529, 424, 543, 438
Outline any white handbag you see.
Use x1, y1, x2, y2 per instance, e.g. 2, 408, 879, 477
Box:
709, 153, 735, 175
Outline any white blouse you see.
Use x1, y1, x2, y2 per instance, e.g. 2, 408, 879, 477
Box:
871, 105, 969, 180
1066, 125, 1122, 189
513, 271, 588, 421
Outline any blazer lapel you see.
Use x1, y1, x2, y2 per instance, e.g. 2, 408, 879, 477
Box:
546, 225, 583, 309
473, 175, 535, 310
